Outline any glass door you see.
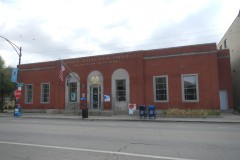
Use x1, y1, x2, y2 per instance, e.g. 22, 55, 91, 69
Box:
90, 86, 102, 109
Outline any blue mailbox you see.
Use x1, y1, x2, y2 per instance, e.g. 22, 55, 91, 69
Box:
14, 104, 21, 117
148, 105, 156, 119
139, 105, 147, 119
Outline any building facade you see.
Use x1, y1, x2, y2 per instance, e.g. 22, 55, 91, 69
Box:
19, 43, 233, 115
218, 10, 240, 109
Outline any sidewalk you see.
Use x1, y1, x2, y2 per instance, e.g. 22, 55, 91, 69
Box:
1, 111, 240, 123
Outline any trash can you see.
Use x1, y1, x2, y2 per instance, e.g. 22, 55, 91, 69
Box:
148, 105, 156, 119
139, 105, 147, 118
82, 108, 88, 118
14, 104, 21, 117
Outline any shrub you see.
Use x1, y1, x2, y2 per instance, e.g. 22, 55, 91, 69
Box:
164, 108, 220, 117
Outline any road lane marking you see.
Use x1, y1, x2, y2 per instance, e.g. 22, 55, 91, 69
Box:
0, 141, 196, 160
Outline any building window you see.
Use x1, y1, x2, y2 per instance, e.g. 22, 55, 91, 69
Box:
69, 82, 77, 102
224, 39, 227, 48
41, 83, 50, 103
116, 80, 126, 101
220, 45, 222, 50
25, 84, 33, 103
182, 74, 199, 102
154, 76, 168, 102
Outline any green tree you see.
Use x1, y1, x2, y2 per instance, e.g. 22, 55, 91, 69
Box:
0, 55, 4, 69
0, 56, 15, 112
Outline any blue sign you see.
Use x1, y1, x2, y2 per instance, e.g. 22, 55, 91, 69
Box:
80, 97, 87, 101
11, 68, 18, 83
104, 95, 110, 102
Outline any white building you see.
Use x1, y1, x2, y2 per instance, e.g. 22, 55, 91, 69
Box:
218, 10, 240, 109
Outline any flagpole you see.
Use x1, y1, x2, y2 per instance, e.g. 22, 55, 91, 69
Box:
59, 58, 80, 82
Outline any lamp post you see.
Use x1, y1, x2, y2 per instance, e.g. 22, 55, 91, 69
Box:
0, 36, 22, 112
0, 73, 3, 112
0, 36, 22, 69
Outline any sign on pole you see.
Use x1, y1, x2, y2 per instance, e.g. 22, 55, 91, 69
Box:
18, 83, 24, 87
11, 68, 18, 83
14, 90, 21, 99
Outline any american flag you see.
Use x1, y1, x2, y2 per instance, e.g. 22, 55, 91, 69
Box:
59, 62, 65, 81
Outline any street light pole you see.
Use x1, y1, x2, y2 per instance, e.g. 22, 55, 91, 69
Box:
0, 73, 3, 112
0, 35, 22, 78
19, 47, 22, 67
0, 36, 22, 112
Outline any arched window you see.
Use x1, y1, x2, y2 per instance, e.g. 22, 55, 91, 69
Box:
65, 72, 80, 110
111, 69, 130, 114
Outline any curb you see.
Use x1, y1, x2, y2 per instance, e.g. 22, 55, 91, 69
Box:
1, 114, 240, 123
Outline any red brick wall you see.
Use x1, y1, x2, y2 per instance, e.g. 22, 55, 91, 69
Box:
217, 49, 234, 109
19, 53, 142, 110
19, 43, 233, 111
19, 61, 59, 109
143, 46, 221, 110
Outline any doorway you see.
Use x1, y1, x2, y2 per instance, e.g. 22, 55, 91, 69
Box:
90, 85, 102, 109
219, 90, 228, 110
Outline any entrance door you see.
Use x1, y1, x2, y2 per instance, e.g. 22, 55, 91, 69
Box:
219, 90, 228, 110
90, 86, 102, 109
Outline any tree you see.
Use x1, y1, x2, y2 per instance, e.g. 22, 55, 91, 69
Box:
0, 55, 4, 69
0, 56, 15, 112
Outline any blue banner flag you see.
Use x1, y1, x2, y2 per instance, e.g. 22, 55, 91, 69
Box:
11, 68, 18, 83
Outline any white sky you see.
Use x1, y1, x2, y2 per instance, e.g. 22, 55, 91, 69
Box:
0, 0, 240, 67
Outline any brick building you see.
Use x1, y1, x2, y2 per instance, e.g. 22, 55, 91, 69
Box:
19, 43, 233, 115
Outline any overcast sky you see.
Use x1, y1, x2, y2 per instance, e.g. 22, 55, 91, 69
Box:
0, 0, 239, 67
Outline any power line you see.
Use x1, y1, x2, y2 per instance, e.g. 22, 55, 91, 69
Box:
1, 28, 225, 58
22, 33, 222, 56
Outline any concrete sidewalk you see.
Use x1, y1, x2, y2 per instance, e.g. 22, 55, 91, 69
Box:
1, 111, 240, 123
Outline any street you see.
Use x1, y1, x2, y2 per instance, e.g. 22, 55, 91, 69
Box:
0, 117, 240, 160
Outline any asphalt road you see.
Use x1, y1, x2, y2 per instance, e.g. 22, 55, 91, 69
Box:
0, 117, 240, 160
